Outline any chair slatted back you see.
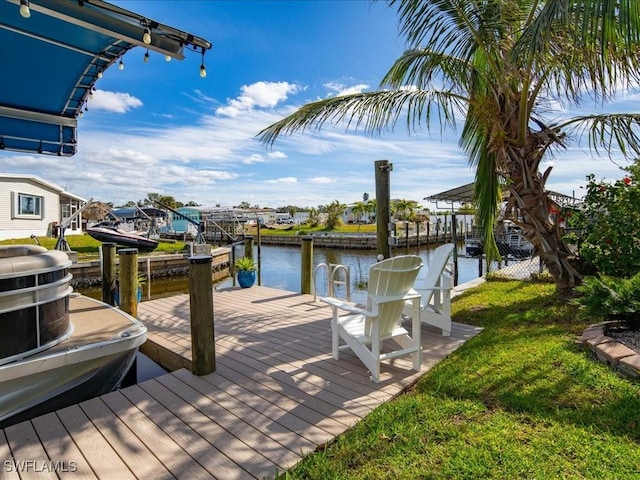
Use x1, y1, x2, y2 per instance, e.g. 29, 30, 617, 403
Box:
420, 244, 455, 304
365, 255, 423, 337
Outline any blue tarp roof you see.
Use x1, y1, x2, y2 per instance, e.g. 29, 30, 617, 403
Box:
0, 0, 211, 156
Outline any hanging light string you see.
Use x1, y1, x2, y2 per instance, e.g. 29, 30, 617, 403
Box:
19, 0, 30, 18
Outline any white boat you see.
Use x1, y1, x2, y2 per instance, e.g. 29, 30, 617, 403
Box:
0, 245, 147, 428
496, 220, 534, 258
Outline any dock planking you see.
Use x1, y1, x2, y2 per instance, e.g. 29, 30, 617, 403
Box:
1, 285, 481, 479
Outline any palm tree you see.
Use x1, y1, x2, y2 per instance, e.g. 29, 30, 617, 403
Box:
325, 199, 347, 230
351, 201, 368, 230
258, 0, 640, 293
392, 198, 420, 221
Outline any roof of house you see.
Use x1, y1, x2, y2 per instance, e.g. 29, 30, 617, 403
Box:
0, 172, 85, 201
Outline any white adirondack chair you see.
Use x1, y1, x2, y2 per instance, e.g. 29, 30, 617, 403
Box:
405, 243, 455, 336
321, 255, 423, 383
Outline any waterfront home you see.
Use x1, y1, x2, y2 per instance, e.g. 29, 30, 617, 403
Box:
0, 173, 85, 240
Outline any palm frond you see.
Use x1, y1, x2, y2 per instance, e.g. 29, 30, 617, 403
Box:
256, 89, 465, 146
557, 113, 640, 159
381, 48, 475, 95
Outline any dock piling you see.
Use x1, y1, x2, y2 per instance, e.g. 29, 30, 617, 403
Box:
189, 255, 216, 375
101, 242, 117, 306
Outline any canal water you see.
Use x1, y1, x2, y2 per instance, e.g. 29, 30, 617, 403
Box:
79, 242, 484, 305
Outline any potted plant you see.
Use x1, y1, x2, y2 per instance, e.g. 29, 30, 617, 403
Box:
235, 256, 257, 288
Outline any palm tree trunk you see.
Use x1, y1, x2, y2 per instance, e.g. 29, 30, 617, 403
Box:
504, 144, 582, 294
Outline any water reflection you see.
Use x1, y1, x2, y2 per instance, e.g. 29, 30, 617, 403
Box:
78, 243, 484, 304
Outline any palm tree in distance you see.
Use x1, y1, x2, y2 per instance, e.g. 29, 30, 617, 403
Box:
392, 198, 420, 221
258, 0, 640, 294
351, 201, 368, 231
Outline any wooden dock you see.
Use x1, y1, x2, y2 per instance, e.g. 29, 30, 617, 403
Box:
1, 286, 481, 479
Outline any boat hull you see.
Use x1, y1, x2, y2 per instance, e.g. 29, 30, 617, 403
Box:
465, 240, 483, 257
86, 227, 158, 251
0, 295, 146, 428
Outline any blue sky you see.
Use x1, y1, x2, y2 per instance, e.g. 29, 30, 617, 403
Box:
1, 0, 635, 209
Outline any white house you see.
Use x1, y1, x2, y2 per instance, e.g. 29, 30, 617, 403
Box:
0, 174, 86, 241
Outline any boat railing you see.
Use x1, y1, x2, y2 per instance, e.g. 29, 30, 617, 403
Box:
0, 246, 74, 365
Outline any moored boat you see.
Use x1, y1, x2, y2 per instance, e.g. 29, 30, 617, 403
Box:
86, 221, 158, 251
0, 245, 147, 428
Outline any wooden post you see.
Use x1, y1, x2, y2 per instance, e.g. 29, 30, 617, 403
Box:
426, 221, 430, 248
300, 236, 313, 294
375, 160, 392, 259
416, 222, 420, 247
101, 242, 117, 306
118, 248, 138, 387
451, 213, 459, 286
405, 221, 409, 254
118, 248, 138, 318
244, 235, 254, 260
189, 255, 215, 375
257, 222, 262, 286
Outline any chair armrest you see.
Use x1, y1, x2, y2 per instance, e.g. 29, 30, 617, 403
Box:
320, 297, 375, 317
370, 289, 421, 305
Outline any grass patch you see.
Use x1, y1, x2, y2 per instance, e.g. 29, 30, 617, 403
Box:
280, 281, 640, 479
0, 235, 186, 260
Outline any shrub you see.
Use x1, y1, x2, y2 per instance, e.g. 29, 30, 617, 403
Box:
234, 256, 256, 271
573, 273, 640, 329
566, 160, 640, 277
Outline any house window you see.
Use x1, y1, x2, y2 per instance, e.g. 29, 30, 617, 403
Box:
14, 193, 43, 218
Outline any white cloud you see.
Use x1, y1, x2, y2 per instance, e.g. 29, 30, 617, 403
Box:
90, 90, 143, 113
324, 82, 370, 96
308, 176, 333, 184
265, 177, 298, 184
216, 81, 302, 117
242, 154, 265, 164
267, 150, 287, 159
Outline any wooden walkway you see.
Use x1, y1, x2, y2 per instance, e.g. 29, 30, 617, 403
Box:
1, 286, 481, 479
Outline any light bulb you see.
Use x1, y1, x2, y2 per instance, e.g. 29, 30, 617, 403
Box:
143, 28, 151, 45
118, 59, 124, 70
97, 69, 103, 79
144, 51, 150, 63
165, 55, 171, 62
200, 64, 207, 78
19, 0, 30, 18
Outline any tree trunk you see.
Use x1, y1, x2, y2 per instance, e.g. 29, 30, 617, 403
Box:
503, 143, 582, 295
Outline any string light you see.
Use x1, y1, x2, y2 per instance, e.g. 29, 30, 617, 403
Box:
143, 27, 151, 45
118, 59, 124, 70
144, 49, 150, 63
141, 18, 152, 44
165, 55, 171, 62
19, 0, 30, 18
199, 47, 207, 78
97, 67, 103, 79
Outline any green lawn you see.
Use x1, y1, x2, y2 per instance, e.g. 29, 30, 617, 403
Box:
0, 234, 186, 260
280, 281, 640, 479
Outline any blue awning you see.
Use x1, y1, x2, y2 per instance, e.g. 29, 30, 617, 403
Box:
0, 0, 211, 156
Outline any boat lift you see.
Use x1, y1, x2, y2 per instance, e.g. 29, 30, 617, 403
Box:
152, 200, 207, 245
54, 198, 93, 252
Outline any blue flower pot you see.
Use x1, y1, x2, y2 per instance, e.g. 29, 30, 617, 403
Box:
115, 286, 143, 305
237, 270, 256, 288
